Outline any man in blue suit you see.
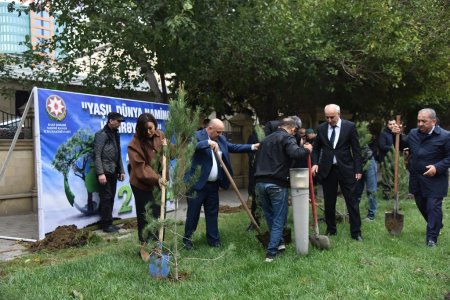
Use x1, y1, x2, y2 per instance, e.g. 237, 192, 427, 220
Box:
183, 118, 259, 249
393, 108, 450, 247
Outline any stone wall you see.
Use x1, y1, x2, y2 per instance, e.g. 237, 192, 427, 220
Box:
226, 113, 254, 189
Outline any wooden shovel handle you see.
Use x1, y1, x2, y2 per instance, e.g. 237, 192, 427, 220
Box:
158, 153, 167, 242
394, 115, 401, 195
307, 155, 320, 234
214, 151, 263, 235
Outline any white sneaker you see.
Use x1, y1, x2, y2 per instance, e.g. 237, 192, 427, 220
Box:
265, 254, 275, 262
277, 244, 286, 251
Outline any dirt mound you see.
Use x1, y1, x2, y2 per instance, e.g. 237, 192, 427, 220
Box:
121, 219, 138, 229
28, 225, 89, 252
219, 205, 243, 214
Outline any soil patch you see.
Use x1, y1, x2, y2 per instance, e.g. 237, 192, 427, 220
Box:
168, 271, 189, 282
121, 219, 138, 230
219, 205, 243, 214
27, 225, 90, 252
445, 292, 450, 300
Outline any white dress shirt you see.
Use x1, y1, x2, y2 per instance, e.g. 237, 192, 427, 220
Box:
328, 119, 342, 164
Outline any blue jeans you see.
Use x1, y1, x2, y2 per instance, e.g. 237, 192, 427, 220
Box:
255, 182, 289, 256
355, 158, 378, 219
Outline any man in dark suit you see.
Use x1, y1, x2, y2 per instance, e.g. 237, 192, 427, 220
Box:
183, 118, 259, 249
312, 104, 363, 241
392, 108, 450, 247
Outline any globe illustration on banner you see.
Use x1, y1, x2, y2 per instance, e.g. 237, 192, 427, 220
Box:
51, 129, 100, 215
72, 159, 101, 215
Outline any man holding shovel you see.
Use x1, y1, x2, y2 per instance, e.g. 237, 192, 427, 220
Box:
183, 118, 259, 250
392, 108, 450, 247
254, 117, 312, 262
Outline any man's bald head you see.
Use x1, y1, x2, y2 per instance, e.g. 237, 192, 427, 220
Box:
206, 118, 225, 140
324, 104, 341, 126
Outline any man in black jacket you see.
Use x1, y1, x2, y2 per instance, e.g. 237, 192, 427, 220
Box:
255, 117, 312, 262
94, 112, 126, 233
312, 104, 363, 241
246, 116, 303, 232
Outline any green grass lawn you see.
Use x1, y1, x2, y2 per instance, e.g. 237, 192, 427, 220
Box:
1, 196, 449, 300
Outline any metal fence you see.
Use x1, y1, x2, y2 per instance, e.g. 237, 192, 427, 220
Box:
0, 110, 33, 139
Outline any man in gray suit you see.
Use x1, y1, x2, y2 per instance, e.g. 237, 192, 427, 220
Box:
312, 104, 363, 241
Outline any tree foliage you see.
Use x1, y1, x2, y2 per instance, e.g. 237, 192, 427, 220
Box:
4, 0, 449, 121
143, 87, 200, 280
381, 146, 409, 200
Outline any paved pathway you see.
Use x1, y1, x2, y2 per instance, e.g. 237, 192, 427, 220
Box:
0, 189, 246, 261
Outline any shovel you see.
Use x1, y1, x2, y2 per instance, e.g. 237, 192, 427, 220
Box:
385, 115, 404, 236
214, 151, 290, 248
307, 155, 331, 250
149, 153, 170, 278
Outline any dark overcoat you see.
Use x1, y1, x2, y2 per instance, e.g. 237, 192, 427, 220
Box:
405, 126, 450, 197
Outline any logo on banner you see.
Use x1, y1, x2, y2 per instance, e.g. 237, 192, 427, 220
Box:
46, 95, 67, 121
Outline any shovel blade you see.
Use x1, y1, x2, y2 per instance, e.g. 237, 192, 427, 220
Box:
385, 211, 404, 236
309, 234, 331, 250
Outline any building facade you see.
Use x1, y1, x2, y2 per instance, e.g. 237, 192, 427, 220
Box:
0, 1, 30, 54
0, 0, 54, 57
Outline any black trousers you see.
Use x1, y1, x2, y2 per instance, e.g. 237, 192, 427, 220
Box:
98, 173, 118, 228
322, 165, 361, 237
131, 184, 161, 243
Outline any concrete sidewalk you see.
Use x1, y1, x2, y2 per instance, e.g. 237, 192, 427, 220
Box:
0, 188, 247, 261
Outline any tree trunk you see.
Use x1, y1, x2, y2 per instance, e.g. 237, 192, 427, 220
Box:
139, 60, 163, 103
158, 70, 168, 103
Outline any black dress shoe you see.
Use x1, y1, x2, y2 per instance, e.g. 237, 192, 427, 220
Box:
352, 235, 363, 242
209, 241, 221, 248
103, 225, 119, 233
183, 240, 193, 250
427, 240, 436, 248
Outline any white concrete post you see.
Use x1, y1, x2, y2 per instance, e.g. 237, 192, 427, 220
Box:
289, 168, 309, 256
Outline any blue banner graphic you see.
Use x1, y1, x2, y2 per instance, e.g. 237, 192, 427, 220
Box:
34, 88, 169, 239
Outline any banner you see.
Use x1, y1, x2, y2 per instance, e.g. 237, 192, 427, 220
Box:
34, 88, 169, 239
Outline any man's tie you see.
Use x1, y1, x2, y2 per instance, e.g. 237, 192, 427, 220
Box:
330, 125, 336, 147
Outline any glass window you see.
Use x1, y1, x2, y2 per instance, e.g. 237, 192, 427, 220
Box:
39, 11, 50, 18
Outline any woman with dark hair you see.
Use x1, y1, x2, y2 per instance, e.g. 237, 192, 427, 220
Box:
128, 113, 166, 259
